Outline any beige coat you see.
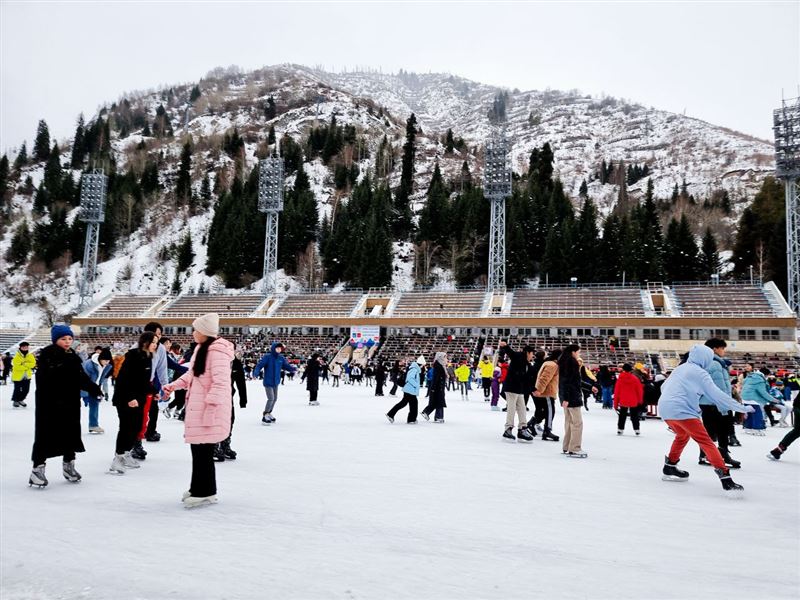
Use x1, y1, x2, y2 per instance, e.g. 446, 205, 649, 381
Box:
535, 360, 559, 398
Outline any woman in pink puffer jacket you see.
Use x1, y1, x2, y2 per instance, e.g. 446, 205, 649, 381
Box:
163, 313, 233, 508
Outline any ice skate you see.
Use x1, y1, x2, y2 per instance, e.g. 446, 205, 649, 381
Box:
420, 412, 430, 421
18, 401, 27, 408
184, 495, 218, 509
434, 418, 445, 423
728, 434, 741, 447
662, 456, 689, 482
182, 490, 191, 502
122, 451, 140, 468
715, 467, 743, 496
635, 430, 641, 436
566, 450, 588, 458
29, 464, 47, 487
386, 414, 394, 423
490, 405, 500, 411
131, 441, 147, 460
720, 448, 741, 469
309, 401, 320, 406
516, 427, 534, 443
617, 430, 623, 435
541, 430, 559, 442
222, 441, 237, 460
502, 428, 516, 442
213, 444, 226, 462
13, 401, 22, 408
88, 426, 105, 434
108, 455, 127, 475
145, 431, 161, 442
62, 460, 82, 483
767, 447, 783, 461
698, 455, 712, 466
161, 407, 173, 419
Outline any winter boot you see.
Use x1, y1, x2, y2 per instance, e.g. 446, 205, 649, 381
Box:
720, 448, 741, 469
767, 446, 784, 461
131, 441, 147, 460
62, 460, 82, 483
517, 427, 534, 443
29, 464, 47, 487
213, 444, 226, 462
728, 433, 741, 447
122, 452, 141, 468
222, 439, 237, 460
108, 455, 127, 475
502, 427, 516, 442
541, 430, 560, 442
715, 467, 743, 493
662, 456, 689, 482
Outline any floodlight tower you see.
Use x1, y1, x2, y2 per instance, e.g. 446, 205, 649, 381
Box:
258, 154, 285, 295
483, 129, 512, 292
773, 96, 800, 313
78, 171, 107, 310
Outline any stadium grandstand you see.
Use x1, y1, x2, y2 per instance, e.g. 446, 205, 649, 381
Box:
52, 279, 798, 373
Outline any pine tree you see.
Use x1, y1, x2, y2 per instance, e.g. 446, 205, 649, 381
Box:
572, 195, 600, 282
392, 114, 416, 239
265, 95, 277, 120
597, 214, 624, 281
14, 142, 28, 170
5, 220, 32, 266
0, 154, 9, 208
663, 215, 698, 282
189, 85, 201, 103
176, 232, 194, 272
200, 174, 212, 208
635, 178, 664, 281
42, 143, 63, 200
445, 128, 455, 154
71, 114, 86, 167
416, 163, 450, 248
268, 125, 276, 145
33, 120, 51, 161
698, 227, 721, 279
175, 139, 193, 203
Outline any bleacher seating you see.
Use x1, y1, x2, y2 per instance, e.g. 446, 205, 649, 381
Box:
391, 291, 485, 316
376, 335, 479, 365
483, 335, 651, 370
271, 292, 362, 317
510, 287, 645, 316
88, 295, 164, 317
159, 294, 264, 317
0, 329, 32, 353
670, 284, 775, 316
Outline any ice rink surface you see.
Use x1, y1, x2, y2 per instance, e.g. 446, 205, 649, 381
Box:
1, 379, 798, 600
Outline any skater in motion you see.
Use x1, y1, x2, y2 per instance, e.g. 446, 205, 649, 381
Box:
386, 358, 419, 423
479, 355, 494, 400
253, 342, 295, 425
530, 349, 561, 441
162, 314, 234, 508
559, 345, 587, 457
28, 326, 104, 488
420, 352, 447, 423
614, 363, 644, 435
497, 341, 535, 443
301, 353, 323, 405
109, 332, 157, 474
698, 338, 741, 469
11, 341, 36, 408
768, 376, 800, 460
659, 345, 754, 493
81, 347, 113, 434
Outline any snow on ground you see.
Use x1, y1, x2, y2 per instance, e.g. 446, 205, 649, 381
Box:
1, 380, 798, 600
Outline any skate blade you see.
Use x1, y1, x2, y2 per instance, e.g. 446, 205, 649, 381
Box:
28, 483, 47, 488
184, 499, 218, 509
661, 475, 689, 482
106, 470, 125, 476
517, 439, 534, 444
503, 438, 517, 443
723, 489, 744, 500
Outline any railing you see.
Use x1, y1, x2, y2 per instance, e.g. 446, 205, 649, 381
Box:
518, 282, 642, 290
671, 279, 762, 287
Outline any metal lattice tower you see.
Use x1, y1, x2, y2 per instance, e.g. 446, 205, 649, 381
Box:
258, 155, 285, 295
773, 97, 800, 313
78, 171, 107, 311
483, 130, 512, 291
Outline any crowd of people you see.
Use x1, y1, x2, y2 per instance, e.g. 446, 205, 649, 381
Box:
8, 323, 799, 504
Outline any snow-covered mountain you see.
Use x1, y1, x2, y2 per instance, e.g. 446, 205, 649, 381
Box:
0, 63, 776, 326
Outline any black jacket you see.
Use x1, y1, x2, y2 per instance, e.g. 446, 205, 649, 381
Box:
113, 348, 153, 407
231, 357, 247, 407
302, 358, 321, 391
558, 356, 583, 407
33, 344, 102, 460
498, 346, 531, 395
427, 362, 448, 409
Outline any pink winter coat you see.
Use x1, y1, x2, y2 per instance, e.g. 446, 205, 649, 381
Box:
172, 338, 234, 444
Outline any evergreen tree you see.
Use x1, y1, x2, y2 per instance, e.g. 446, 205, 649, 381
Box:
597, 214, 624, 281
5, 220, 32, 267
200, 174, 212, 207
264, 95, 277, 120
189, 85, 201, 103
663, 215, 698, 282
71, 114, 86, 167
33, 205, 70, 267
268, 125, 276, 145
572, 195, 600, 282
13, 142, 28, 170
540, 221, 574, 284
416, 163, 450, 248
444, 128, 455, 154
0, 154, 9, 209
635, 178, 664, 281
698, 226, 721, 279
175, 139, 193, 203
33, 120, 51, 161
392, 113, 416, 239
42, 143, 63, 199
176, 232, 194, 272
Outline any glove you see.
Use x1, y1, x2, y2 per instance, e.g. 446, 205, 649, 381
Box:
744, 405, 755, 414
239, 399, 247, 409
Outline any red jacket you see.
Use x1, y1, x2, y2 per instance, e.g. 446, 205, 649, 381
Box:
499, 362, 509, 383
613, 371, 644, 409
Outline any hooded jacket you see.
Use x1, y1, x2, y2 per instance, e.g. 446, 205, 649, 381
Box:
659, 345, 750, 421
454, 364, 471, 383
479, 359, 495, 378
699, 355, 732, 406
80, 355, 113, 401
403, 361, 421, 396
498, 345, 531, 395
613, 371, 643, 409
740, 371, 774, 406
253, 342, 296, 387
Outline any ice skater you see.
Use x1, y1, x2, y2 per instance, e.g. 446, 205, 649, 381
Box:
530, 349, 561, 442
614, 363, 644, 435
11, 341, 36, 408
497, 341, 535, 443
81, 347, 113, 434
301, 353, 323, 406
253, 342, 296, 425
28, 325, 104, 488
659, 345, 754, 494
420, 352, 447, 423
386, 358, 420, 423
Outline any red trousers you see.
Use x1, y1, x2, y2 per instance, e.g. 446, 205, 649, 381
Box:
665, 418, 726, 469
138, 394, 154, 441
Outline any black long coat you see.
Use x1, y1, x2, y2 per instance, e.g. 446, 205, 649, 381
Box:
427, 362, 448, 409
32, 345, 102, 461
303, 358, 321, 392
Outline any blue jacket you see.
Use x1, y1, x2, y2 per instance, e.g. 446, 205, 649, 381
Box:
740, 371, 774, 406
80, 356, 112, 400
699, 355, 731, 406
659, 345, 750, 421
402, 362, 421, 396
167, 355, 188, 382
253, 343, 295, 387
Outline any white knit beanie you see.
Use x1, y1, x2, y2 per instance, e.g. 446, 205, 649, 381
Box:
416, 355, 426, 366
192, 313, 219, 338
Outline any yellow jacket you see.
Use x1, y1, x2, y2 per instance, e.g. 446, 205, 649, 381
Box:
455, 365, 471, 382
479, 360, 495, 378
11, 351, 36, 382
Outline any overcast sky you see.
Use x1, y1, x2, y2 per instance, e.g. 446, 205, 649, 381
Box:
1, 0, 798, 154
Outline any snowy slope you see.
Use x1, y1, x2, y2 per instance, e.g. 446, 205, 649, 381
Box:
1, 381, 797, 599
